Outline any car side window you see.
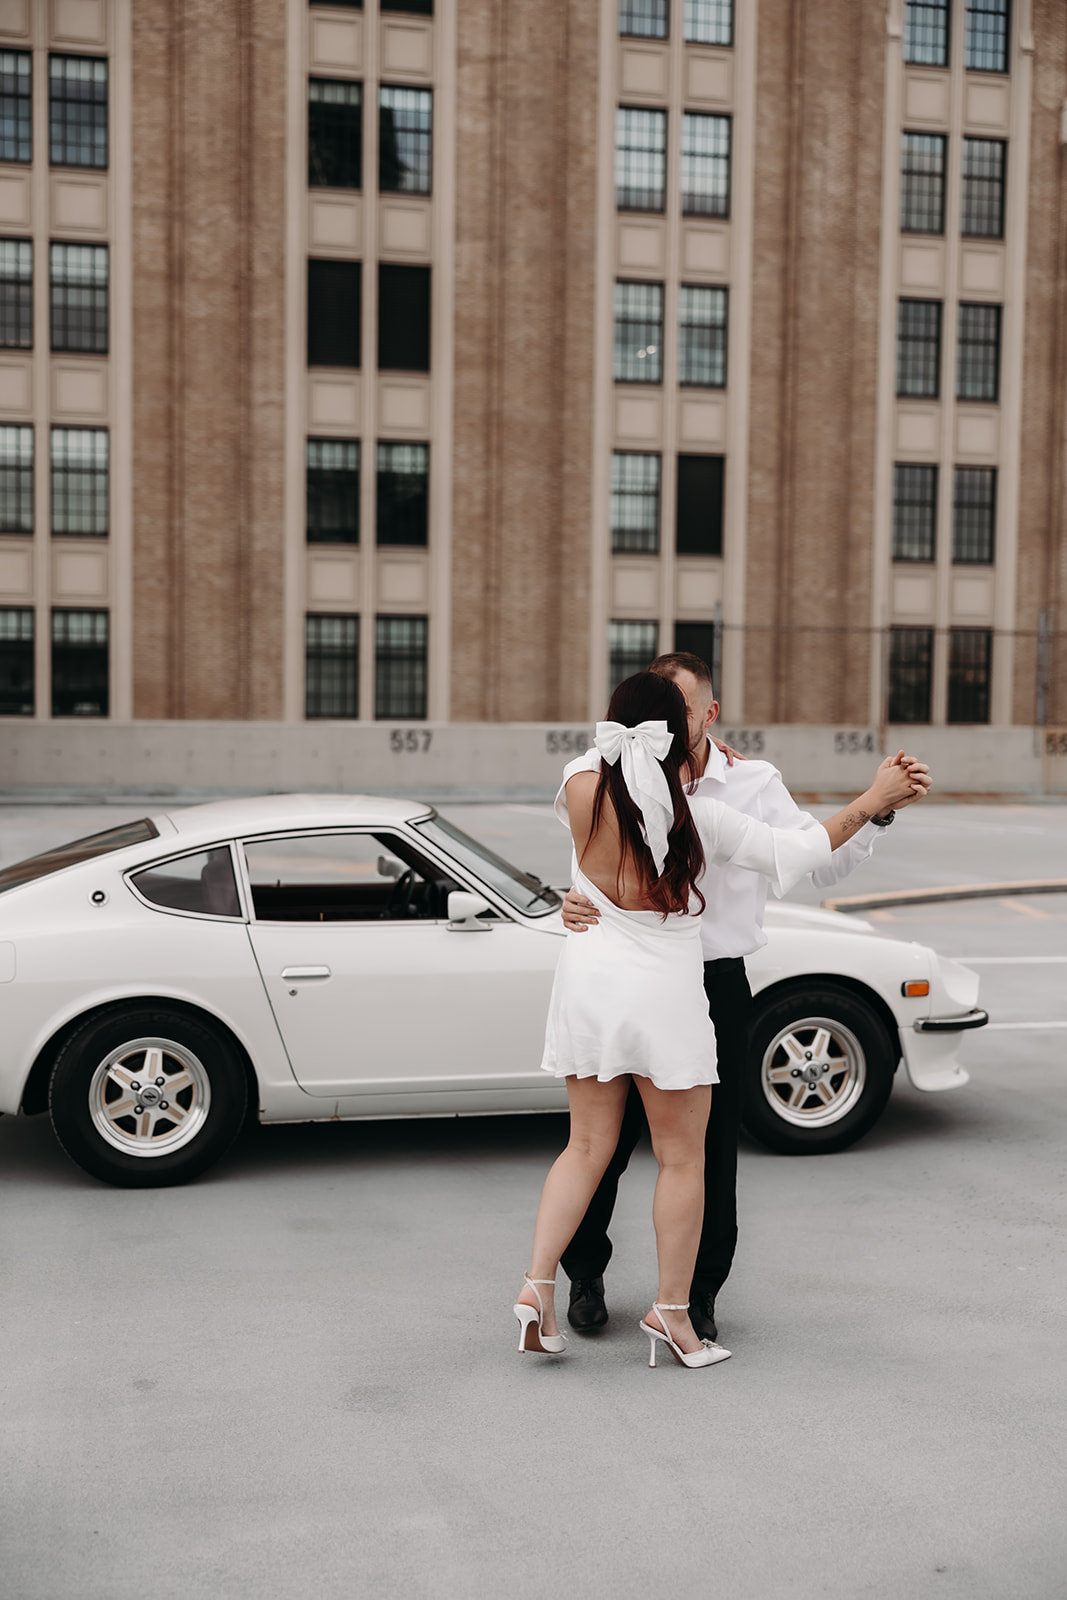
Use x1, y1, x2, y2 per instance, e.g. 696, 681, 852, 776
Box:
242, 832, 460, 923
131, 847, 242, 918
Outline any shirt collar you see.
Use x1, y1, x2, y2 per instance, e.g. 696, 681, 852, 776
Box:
692, 737, 728, 788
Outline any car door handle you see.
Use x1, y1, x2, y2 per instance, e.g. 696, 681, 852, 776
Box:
281, 966, 332, 981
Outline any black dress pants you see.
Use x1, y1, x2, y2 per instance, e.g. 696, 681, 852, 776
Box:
560, 956, 755, 1300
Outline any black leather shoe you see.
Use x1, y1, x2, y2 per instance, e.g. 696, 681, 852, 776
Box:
567, 1276, 608, 1333
689, 1292, 718, 1343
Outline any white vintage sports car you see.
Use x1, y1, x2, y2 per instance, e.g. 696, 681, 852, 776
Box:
0, 795, 987, 1188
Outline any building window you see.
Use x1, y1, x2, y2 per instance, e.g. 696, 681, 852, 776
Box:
900, 133, 946, 234
619, 1, 668, 38
896, 299, 941, 399
614, 281, 663, 384
952, 466, 996, 563
306, 438, 360, 544
0, 239, 32, 348
681, 113, 730, 218
904, 0, 949, 67
956, 302, 1000, 402
49, 54, 107, 170
0, 606, 33, 715
888, 627, 933, 724
382, 0, 433, 13
961, 138, 1006, 237
609, 619, 658, 692
52, 608, 108, 717
0, 51, 32, 164
51, 427, 108, 536
50, 242, 108, 354
615, 108, 666, 213
375, 615, 427, 719
307, 258, 361, 367
892, 463, 937, 562
948, 629, 992, 722
377, 442, 428, 546
683, 0, 732, 46
965, 0, 1009, 73
678, 285, 727, 387
305, 613, 359, 719
378, 264, 430, 372
0, 424, 32, 533
308, 78, 362, 190
676, 454, 724, 555
673, 622, 716, 674
379, 86, 432, 195
611, 452, 660, 554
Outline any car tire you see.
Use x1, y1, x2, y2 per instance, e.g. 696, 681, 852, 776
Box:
49, 1006, 249, 1188
743, 984, 896, 1156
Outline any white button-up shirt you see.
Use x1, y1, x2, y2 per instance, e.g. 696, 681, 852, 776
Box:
554, 741, 880, 961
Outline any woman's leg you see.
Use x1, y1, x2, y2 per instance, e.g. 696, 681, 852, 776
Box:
520, 1074, 631, 1336
633, 1077, 713, 1355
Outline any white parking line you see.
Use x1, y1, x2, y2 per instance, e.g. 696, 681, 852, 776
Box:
981, 1021, 1067, 1030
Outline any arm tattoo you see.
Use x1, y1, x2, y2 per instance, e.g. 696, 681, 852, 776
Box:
842, 808, 871, 833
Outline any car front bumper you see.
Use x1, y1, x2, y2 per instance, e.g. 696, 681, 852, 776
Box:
914, 1008, 990, 1034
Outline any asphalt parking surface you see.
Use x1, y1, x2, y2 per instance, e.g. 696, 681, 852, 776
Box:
2, 800, 1066, 1599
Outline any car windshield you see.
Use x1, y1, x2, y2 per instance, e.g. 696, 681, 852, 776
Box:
415, 815, 561, 917
0, 818, 160, 894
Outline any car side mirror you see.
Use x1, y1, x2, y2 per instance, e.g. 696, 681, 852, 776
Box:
447, 890, 492, 931
377, 855, 405, 880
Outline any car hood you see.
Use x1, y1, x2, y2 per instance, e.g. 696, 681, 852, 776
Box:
761, 901, 875, 936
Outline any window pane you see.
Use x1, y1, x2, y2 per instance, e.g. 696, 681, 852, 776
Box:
896, 298, 941, 398
952, 466, 996, 563
892, 463, 937, 562
965, 0, 1009, 72
948, 629, 992, 722
0, 423, 33, 533
376, 441, 428, 546
375, 614, 427, 719
683, 0, 732, 45
900, 133, 946, 233
381, 0, 433, 12
961, 138, 1006, 237
245, 830, 453, 923
904, 0, 949, 67
0, 605, 33, 715
132, 848, 241, 919
306, 437, 360, 543
0, 237, 32, 349
378, 264, 430, 371
0, 51, 32, 164
673, 622, 716, 676
307, 258, 361, 367
305, 613, 359, 718
51, 427, 108, 536
611, 452, 660, 553
609, 620, 658, 692
676, 454, 724, 554
619, 1, 668, 38
379, 85, 432, 195
956, 302, 1000, 402
308, 78, 362, 190
888, 628, 933, 723
614, 280, 663, 383
49, 54, 107, 169
50, 242, 108, 354
678, 284, 727, 387
52, 607, 108, 717
681, 112, 730, 217
616, 107, 666, 212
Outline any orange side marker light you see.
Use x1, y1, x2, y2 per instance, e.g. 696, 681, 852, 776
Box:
901, 980, 930, 998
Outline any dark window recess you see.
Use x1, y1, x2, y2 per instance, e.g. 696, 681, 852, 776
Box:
375, 614, 427, 719
309, 1, 362, 8
615, 107, 666, 213
952, 466, 996, 563
614, 280, 663, 383
377, 442, 428, 546
892, 462, 938, 562
0, 606, 33, 716
381, 0, 432, 13
681, 113, 730, 218
308, 78, 362, 190
678, 285, 727, 387
948, 629, 992, 723
900, 132, 946, 234
619, 1, 669, 38
378, 264, 430, 371
961, 138, 1006, 238
609, 620, 658, 692
306, 437, 360, 543
132, 848, 241, 919
683, 0, 732, 46
965, 0, 1010, 73
0, 238, 32, 348
904, 0, 949, 67
0, 51, 32, 164
0, 424, 33, 533
307, 258, 361, 367
896, 298, 941, 399
52, 607, 108, 717
50, 242, 108, 354
673, 622, 716, 674
676, 454, 724, 556
379, 86, 432, 195
610, 451, 660, 554
306, 613, 359, 719
51, 427, 108, 536
49, 54, 108, 169
956, 302, 1000, 402
888, 627, 933, 724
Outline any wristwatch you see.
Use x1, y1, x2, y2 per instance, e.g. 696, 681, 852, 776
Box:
870, 810, 895, 828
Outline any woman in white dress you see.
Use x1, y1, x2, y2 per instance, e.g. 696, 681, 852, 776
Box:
514, 671, 921, 1370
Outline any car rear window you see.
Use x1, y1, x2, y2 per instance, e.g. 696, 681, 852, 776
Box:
0, 818, 160, 894
131, 847, 242, 919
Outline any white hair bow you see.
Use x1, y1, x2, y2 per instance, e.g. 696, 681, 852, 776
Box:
594, 720, 675, 876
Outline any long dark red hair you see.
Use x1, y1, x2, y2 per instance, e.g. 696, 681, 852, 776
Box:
582, 671, 706, 916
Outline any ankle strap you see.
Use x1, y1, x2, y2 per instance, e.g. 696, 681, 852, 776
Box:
525, 1275, 555, 1285
655, 1302, 688, 1311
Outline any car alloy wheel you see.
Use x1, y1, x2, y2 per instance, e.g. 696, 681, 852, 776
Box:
88, 1036, 212, 1157
759, 1016, 866, 1131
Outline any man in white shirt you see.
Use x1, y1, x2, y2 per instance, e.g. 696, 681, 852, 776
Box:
556, 651, 931, 1341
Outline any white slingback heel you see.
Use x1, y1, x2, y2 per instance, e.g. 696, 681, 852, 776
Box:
513, 1274, 568, 1355
639, 1302, 731, 1369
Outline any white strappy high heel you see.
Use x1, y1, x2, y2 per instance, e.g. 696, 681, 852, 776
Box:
513, 1274, 568, 1355
639, 1302, 731, 1369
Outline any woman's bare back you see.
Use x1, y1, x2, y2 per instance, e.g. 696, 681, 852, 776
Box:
565, 770, 663, 910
